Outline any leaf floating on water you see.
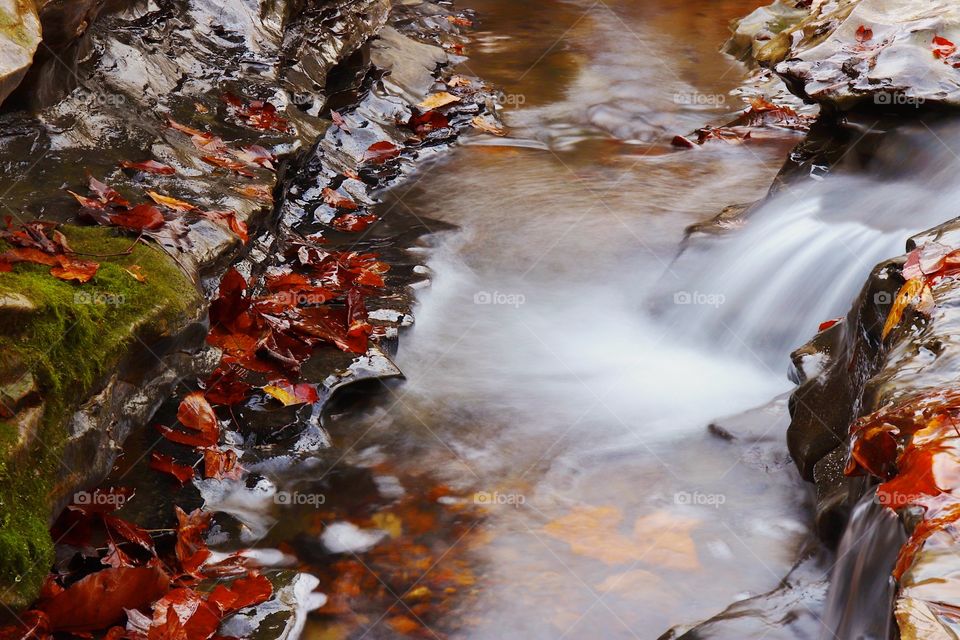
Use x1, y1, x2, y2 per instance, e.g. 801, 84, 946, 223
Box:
446, 15, 473, 27
418, 91, 461, 110
149, 452, 196, 486
120, 159, 176, 175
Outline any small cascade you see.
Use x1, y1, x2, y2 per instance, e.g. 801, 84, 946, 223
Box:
819, 494, 904, 640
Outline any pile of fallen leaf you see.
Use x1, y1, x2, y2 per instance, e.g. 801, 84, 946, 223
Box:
846, 388, 960, 579
672, 97, 812, 148
0, 220, 101, 283
0, 488, 273, 639
843, 243, 960, 587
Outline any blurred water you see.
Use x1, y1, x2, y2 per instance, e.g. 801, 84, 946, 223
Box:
298, 0, 960, 637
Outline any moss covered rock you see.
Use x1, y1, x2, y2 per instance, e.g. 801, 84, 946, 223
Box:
0, 225, 202, 607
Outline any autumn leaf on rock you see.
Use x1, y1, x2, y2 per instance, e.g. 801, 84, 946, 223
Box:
177, 392, 219, 445
933, 35, 958, 60
120, 160, 176, 175
881, 278, 933, 339
36, 565, 171, 632
855, 25, 873, 43
109, 203, 166, 231
147, 191, 198, 212
407, 110, 449, 136
203, 447, 241, 480
50, 255, 99, 283
471, 115, 505, 136
322, 187, 359, 210
332, 213, 378, 232
263, 380, 319, 406
363, 141, 401, 164
418, 92, 461, 110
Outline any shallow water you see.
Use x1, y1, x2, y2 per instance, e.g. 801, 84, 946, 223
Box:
285, 1, 960, 638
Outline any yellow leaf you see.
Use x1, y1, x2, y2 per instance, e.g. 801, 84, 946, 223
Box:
147, 190, 197, 212
263, 384, 297, 406
418, 92, 461, 110
882, 279, 932, 339
124, 265, 147, 283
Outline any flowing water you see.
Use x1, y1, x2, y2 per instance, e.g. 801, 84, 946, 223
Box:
265, 1, 960, 637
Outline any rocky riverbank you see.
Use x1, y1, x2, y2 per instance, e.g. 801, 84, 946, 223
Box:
0, 0, 500, 619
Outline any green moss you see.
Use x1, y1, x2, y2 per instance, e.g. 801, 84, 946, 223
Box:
0, 225, 200, 606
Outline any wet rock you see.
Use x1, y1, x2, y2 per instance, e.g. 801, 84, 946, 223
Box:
659, 546, 830, 640
0, 0, 40, 106
218, 571, 327, 640
731, 0, 960, 110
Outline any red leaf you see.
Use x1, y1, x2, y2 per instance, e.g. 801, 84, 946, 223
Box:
37, 565, 171, 632
217, 574, 272, 612
203, 368, 252, 406
855, 25, 873, 43
818, 318, 841, 332
0, 610, 49, 640
176, 392, 219, 446
88, 176, 131, 208
202, 447, 241, 480
50, 255, 99, 283
407, 110, 449, 136
200, 210, 248, 243
175, 507, 212, 576
331, 213, 378, 232
363, 141, 401, 164
150, 452, 196, 486
109, 204, 166, 231
120, 160, 176, 175
201, 155, 256, 178
933, 35, 957, 59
